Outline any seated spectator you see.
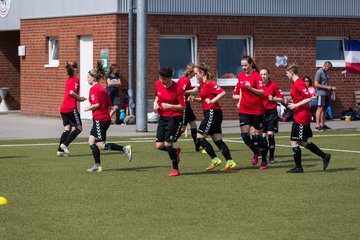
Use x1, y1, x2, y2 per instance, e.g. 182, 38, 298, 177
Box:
304, 76, 317, 121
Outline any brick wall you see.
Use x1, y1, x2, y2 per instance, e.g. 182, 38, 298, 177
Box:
0, 31, 20, 110
20, 14, 360, 119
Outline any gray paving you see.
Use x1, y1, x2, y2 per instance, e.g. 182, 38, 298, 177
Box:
1, 112, 360, 140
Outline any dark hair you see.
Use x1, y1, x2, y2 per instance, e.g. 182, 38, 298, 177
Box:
65, 62, 78, 78
108, 63, 120, 78
241, 56, 259, 72
324, 61, 333, 67
159, 67, 173, 79
196, 62, 215, 80
260, 67, 270, 74
303, 76, 313, 86
88, 60, 106, 82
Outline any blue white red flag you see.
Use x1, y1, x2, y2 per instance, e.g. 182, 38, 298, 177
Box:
344, 39, 360, 74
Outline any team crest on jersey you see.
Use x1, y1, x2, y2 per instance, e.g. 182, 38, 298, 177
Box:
0, 0, 11, 17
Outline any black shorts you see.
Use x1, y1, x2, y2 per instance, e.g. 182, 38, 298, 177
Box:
263, 109, 279, 133
198, 109, 223, 136
61, 109, 82, 127
239, 113, 263, 130
290, 122, 312, 142
317, 95, 330, 108
90, 119, 111, 142
156, 116, 183, 143
183, 102, 196, 125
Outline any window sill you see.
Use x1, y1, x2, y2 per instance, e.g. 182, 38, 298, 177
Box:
44, 63, 59, 68
316, 60, 345, 68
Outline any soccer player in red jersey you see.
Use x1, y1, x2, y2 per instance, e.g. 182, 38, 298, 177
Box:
154, 67, 186, 177
285, 64, 331, 173
233, 56, 268, 169
189, 63, 236, 171
176, 63, 202, 152
85, 62, 132, 172
57, 62, 86, 157
260, 67, 284, 164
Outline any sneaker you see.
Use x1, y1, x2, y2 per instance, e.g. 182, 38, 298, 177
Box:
87, 165, 103, 172
60, 144, 70, 155
205, 157, 222, 171
123, 145, 132, 162
251, 153, 259, 165
176, 147, 181, 163
222, 160, 237, 171
56, 151, 68, 157
315, 126, 324, 132
323, 153, 331, 171
286, 167, 304, 173
259, 161, 268, 170
322, 124, 332, 130
168, 169, 180, 177
269, 159, 275, 164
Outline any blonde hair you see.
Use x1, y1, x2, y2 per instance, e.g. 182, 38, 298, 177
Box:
184, 63, 195, 77
88, 60, 106, 82
286, 64, 299, 75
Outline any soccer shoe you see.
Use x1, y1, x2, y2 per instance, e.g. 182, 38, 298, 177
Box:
286, 167, 304, 173
222, 160, 237, 171
87, 165, 103, 172
322, 124, 332, 130
123, 145, 132, 162
322, 153, 331, 171
168, 169, 180, 177
251, 153, 259, 165
269, 159, 275, 164
60, 144, 70, 155
176, 147, 181, 163
259, 161, 268, 170
315, 126, 324, 132
56, 151, 68, 157
205, 157, 222, 171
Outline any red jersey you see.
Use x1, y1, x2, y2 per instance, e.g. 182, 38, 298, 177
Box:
60, 77, 79, 113
291, 78, 313, 125
155, 80, 185, 117
234, 71, 264, 115
263, 80, 284, 110
88, 83, 112, 121
177, 76, 193, 99
199, 80, 224, 111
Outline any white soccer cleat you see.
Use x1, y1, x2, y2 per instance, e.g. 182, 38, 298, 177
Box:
57, 151, 69, 157
60, 144, 70, 155
123, 145, 132, 162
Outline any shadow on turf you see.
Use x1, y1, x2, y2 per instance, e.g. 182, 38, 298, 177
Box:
0, 155, 30, 159
104, 165, 167, 172
307, 167, 357, 173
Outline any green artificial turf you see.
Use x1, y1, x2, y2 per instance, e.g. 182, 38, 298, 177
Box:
0, 131, 359, 240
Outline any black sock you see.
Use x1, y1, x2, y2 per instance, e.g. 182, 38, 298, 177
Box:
90, 144, 101, 164
292, 146, 302, 168
191, 128, 199, 150
63, 129, 81, 146
305, 142, 326, 159
165, 146, 178, 169
197, 138, 217, 159
58, 130, 70, 151
214, 140, 232, 160
268, 134, 275, 160
259, 135, 268, 162
104, 143, 124, 152
159, 146, 167, 151
242, 132, 258, 154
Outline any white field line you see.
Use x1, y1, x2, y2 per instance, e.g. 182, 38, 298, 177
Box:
0, 134, 359, 154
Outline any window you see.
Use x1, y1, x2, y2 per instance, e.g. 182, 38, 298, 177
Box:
217, 36, 253, 86
45, 37, 59, 67
160, 36, 196, 79
316, 37, 345, 67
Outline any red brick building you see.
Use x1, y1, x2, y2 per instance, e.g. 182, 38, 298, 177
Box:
1, 0, 360, 120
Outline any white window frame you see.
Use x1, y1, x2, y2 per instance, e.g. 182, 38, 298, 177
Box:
160, 35, 197, 84
217, 36, 253, 86
316, 37, 346, 68
45, 37, 59, 68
